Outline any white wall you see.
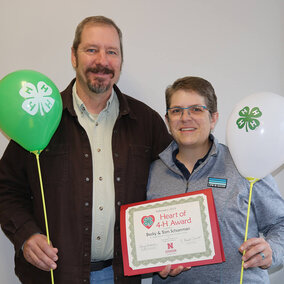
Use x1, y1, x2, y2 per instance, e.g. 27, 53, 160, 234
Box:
0, 1, 283, 283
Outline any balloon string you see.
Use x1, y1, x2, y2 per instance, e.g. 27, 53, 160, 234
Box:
239, 177, 259, 284
34, 152, 54, 284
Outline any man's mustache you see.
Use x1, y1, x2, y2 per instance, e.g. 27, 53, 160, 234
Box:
87, 65, 114, 77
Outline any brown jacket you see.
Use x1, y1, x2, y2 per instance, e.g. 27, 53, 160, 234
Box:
0, 80, 172, 283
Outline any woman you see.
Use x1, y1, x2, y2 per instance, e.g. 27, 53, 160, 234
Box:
147, 76, 284, 283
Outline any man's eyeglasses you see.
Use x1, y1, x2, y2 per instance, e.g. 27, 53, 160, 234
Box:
167, 105, 209, 119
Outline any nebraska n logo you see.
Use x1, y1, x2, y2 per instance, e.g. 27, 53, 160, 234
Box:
167, 243, 174, 249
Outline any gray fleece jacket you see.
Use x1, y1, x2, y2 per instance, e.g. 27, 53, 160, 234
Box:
147, 137, 284, 283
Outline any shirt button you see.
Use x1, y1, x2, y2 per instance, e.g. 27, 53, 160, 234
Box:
99, 176, 103, 181
116, 177, 121, 182
84, 252, 88, 257
114, 153, 119, 158
99, 206, 103, 211
85, 177, 90, 182
85, 202, 89, 207
83, 279, 87, 283
97, 236, 101, 240
84, 153, 89, 158
117, 201, 121, 206
85, 227, 89, 231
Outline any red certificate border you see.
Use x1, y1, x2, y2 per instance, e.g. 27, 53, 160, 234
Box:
120, 188, 225, 276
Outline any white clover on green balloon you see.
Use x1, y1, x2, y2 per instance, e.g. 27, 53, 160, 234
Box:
20, 81, 55, 116
0, 70, 62, 152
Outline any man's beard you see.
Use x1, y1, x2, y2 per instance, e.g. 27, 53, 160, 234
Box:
87, 77, 111, 94
86, 65, 114, 94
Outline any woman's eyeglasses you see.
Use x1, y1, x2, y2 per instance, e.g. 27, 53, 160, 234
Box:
167, 105, 209, 120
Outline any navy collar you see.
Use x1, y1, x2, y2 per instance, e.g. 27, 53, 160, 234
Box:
173, 136, 213, 180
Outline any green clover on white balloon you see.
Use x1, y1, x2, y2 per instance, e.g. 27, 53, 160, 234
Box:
236, 106, 262, 132
227, 92, 284, 179
19, 81, 55, 116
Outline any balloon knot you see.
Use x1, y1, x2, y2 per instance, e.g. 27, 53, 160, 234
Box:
246, 177, 260, 183
31, 150, 42, 155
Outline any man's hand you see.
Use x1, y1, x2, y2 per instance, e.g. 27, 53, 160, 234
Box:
239, 237, 272, 269
23, 234, 58, 271
159, 264, 191, 278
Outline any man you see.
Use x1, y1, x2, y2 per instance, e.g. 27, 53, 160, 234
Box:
0, 16, 171, 284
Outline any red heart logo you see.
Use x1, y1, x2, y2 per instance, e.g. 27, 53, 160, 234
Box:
141, 215, 155, 229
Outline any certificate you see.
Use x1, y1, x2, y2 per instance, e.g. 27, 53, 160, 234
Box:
120, 188, 225, 276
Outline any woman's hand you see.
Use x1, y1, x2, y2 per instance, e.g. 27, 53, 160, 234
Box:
159, 264, 191, 278
239, 237, 272, 269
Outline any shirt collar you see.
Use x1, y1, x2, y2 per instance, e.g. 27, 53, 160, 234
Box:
172, 135, 214, 180
72, 82, 115, 121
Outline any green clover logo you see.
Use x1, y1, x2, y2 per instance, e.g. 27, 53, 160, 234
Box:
143, 217, 154, 227
141, 215, 155, 229
236, 106, 262, 132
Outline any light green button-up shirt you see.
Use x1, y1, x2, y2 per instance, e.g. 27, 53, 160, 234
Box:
72, 83, 119, 260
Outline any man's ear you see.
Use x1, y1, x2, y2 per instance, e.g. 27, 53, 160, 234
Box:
71, 47, 77, 68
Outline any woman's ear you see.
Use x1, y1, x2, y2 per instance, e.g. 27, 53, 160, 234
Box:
165, 114, 171, 134
210, 112, 219, 131
165, 114, 169, 127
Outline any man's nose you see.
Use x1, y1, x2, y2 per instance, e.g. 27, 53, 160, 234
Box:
95, 50, 108, 65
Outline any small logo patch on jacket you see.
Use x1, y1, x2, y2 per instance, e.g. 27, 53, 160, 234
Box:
208, 177, 227, 188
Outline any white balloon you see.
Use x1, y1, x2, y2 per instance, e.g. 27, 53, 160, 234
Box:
226, 92, 284, 179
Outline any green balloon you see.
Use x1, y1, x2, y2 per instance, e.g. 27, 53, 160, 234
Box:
0, 70, 63, 152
